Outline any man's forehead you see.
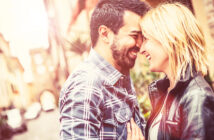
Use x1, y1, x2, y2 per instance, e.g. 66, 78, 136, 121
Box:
118, 24, 141, 35
122, 11, 141, 26
123, 10, 141, 19
120, 23, 141, 33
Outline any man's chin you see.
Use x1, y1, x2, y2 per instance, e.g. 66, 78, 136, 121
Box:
125, 62, 135, 69
117, 58, 136, 69
128, 59, 136, 68
129, 64, 135, 69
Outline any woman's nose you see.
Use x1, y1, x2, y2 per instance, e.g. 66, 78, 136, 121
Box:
139, 44, 145, 54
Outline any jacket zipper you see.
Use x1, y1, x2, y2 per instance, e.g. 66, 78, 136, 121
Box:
147, 91, 163, 139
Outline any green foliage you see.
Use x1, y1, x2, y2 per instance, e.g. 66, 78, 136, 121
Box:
69, 38, 87, 55
131, 56, 162, 120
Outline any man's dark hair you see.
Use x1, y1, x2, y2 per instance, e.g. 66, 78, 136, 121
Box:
90, 0, 151, 47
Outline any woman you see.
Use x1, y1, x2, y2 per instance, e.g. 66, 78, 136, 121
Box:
127, 2, 214, 140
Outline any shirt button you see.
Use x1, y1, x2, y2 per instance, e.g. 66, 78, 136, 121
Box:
120, 76, 124, 80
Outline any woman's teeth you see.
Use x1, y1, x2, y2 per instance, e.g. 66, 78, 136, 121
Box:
146, 55, 151, 60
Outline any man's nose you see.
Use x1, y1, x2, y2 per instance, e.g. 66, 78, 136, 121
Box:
136, 36, 143, 48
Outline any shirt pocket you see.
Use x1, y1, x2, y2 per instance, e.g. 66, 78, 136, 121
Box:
114, 106, 132, 123
114, 105, 132, 139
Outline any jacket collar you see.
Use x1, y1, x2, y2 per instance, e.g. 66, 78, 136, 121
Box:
171, 65, 198, 93
148, 65, 198, 103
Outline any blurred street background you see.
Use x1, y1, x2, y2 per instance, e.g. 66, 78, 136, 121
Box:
0, 0, 214, 139
13, 109, 60, 140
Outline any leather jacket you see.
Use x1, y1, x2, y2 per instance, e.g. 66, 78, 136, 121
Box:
145, 70, 214, 140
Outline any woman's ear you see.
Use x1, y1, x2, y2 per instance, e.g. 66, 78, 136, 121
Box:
98, 25, 114, 44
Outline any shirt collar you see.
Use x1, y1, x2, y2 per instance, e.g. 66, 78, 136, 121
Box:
87, 48, 125, 85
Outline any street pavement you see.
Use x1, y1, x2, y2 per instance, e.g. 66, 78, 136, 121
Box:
12, 108, 60, 140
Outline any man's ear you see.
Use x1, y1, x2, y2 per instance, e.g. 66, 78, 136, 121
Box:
98, 25, 113, 44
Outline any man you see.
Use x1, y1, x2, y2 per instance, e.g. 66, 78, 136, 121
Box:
59, 0, 150, 139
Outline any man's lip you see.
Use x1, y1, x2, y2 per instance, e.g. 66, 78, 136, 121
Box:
130, 47, 140, 52
128, 47, 140, 55
128, 47, 139, 59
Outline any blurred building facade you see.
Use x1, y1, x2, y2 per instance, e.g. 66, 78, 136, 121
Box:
0, 34, 30, 109
29, 48, 60, 102
192, 0, 214, 78
0, 33, 12, 108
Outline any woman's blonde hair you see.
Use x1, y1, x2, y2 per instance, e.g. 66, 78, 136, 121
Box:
140, 2, 208, 81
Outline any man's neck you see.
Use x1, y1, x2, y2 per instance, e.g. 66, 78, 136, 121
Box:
119, 66, 130, 76
94, 44, 129, 76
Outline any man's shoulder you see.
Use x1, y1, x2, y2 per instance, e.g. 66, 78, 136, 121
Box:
71, 60, 102, 80
59, 61, 105, 108
61, 61, 104, 91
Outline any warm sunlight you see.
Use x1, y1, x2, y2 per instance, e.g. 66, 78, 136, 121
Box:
0, 0, 214, 140
0, 0, 48, 82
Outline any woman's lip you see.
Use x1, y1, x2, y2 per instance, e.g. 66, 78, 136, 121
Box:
140, 50, 151, 60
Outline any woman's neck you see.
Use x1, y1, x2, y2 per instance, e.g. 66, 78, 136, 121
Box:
168, 80, 175, 93
165, 70, 175, 93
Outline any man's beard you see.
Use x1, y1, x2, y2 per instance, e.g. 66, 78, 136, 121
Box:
110, 40, 137, 69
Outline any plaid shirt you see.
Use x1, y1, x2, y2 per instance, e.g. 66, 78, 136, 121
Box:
59, 49, 146, 140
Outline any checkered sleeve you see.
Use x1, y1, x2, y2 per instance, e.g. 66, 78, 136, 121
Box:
59, 74, 103, 140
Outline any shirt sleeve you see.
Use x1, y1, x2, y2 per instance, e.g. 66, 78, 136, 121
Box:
59, 78, 103, 140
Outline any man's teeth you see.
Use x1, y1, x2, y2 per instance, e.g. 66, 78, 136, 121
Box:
131, 51, 137, 56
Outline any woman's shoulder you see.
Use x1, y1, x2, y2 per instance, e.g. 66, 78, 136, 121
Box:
180, 74, 214, 107
185, 74, 213, 96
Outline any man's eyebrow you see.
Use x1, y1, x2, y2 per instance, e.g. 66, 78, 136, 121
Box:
130, 31, 142, 34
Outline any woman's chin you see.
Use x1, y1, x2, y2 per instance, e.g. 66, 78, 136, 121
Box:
149, 67, 162, 73
149, 66, 155, 72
